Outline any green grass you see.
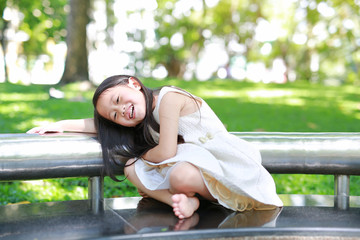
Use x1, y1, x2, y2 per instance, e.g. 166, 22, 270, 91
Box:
0, 177, 138, 205
1, 79, 360, 205
0, 82, 94, 133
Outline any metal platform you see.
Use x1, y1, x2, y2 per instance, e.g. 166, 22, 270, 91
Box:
1, 195, 359, 240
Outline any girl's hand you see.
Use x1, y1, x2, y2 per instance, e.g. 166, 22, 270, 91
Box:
26, 122, 64, 134
27, 119, 96, 134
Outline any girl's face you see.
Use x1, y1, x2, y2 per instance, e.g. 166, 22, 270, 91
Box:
96, 78, 146, 127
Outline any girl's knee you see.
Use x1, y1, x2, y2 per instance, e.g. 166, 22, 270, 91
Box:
169, 162, 200, 192
170, 162, 191, 181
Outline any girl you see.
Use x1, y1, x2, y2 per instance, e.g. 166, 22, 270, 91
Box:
28, 75, 283, 219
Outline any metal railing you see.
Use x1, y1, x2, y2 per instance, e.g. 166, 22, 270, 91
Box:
234, 132, 360, 210
1, 132, 359, 210
0, 133, 105, 211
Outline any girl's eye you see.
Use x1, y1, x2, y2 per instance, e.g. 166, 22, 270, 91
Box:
116, 96, 119, 104
114, 112, 117, 120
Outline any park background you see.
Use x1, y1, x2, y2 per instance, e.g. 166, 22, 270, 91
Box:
0, 0, 359, 204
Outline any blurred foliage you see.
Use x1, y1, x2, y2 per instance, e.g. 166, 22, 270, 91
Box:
3, 0, 68, 69
138, 0, 360, 83
1, 0, 359, 84
1, 79, 360, 205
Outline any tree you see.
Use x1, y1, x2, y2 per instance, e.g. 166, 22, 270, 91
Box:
0, 0, 9, 81
60, 0, 90, 84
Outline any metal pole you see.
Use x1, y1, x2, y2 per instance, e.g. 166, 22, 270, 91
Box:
88, 176, 104, 214
334, 175, 350, 210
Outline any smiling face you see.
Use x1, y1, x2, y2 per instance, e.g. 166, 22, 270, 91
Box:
96, 78, 147, 127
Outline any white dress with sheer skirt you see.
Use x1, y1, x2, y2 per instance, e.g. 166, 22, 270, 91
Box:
134, 87, 283, 211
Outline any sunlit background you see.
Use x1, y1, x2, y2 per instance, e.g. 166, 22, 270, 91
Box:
1, 0, 359, 85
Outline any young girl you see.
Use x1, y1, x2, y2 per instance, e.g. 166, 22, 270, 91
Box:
28, 75, 283, 219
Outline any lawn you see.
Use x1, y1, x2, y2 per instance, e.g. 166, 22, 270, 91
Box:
1, 79, 359, 205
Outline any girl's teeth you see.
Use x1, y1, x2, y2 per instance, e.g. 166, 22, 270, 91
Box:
130, 106, 134, 118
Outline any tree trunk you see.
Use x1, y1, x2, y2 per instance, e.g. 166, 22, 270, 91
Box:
0, 2, 9, 82
0, 19, 9, 82
165, 57, 183, 78
60, 0, 90, 84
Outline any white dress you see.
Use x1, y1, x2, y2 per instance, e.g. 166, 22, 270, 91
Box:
135, 87, 283, 211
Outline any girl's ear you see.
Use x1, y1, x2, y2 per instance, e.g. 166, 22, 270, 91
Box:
127, 77, 141, 90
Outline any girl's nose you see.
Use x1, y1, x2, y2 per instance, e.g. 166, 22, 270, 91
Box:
121, 105, 125, 116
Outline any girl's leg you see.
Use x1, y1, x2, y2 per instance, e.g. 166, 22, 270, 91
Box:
169, 162, 216, 219
124, 159, 200, 219
169, 162, 215, 201
124, 159, 173, 206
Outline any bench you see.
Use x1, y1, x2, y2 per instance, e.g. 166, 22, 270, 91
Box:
1, 132, 360, 239
1, 132, 360, 210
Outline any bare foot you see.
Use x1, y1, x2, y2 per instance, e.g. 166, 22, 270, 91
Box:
171, 194, 200, 219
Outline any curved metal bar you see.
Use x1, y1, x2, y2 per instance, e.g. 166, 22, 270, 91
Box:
233, 132, 360, 175
1, 132, 360, 180
0, 133, 105, 180
1, 132, 359, 210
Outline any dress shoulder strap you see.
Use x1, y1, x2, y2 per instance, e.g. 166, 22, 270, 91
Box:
152, 86, 189, 123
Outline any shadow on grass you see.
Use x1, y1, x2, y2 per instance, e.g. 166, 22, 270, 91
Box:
0, 177, 139, 205
0, 181, 44, 205
0, 99, 93, 133
0, 81, 50, 94
205, 97, 360, 132
0, 83, 93, 133
0, 178, 89, 205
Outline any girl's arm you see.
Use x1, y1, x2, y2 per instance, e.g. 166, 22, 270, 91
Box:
27, 118, 96, 134
142, 92, 196, 163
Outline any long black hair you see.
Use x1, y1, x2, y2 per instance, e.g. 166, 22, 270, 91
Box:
93, 75, 160, 181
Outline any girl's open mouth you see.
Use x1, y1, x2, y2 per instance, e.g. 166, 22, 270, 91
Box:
130, 105, 134, 119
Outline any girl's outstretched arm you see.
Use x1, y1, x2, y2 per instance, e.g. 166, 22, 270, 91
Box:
143, 92, 198, 163
27, 118, 96, 134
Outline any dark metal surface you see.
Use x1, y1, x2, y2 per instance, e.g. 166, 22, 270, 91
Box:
1, 132, 360, 181
0, 195, 359, 240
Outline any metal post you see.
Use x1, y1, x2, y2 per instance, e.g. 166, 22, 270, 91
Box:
88, 176, 104, 214
334, 175, 350, 210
